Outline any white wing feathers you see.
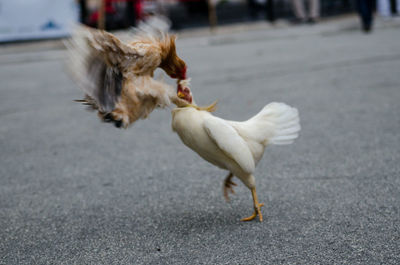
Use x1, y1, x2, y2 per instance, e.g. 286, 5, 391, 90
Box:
203, 117, 256, 174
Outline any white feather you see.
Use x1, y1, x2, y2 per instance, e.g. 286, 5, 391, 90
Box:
171, 101, 300, 189
172, 102, 300, 187
230, 102, 300, 146
203, 117, 255, 174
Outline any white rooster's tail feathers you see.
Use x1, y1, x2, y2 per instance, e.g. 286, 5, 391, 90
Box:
234, 102, 300, 146
263, 102, 300, 145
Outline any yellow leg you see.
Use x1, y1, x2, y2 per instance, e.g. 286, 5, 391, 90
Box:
241, 187, 264, 222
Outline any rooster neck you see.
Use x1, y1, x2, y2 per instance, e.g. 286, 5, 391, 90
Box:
159, 37, 175, 62
172, 105, 198, 114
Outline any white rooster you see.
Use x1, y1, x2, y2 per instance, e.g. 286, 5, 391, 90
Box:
172, 82, 301, 222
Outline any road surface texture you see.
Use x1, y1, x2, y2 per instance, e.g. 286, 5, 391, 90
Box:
1, 16, 399, 264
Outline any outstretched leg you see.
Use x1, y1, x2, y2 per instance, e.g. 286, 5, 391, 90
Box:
223, 172, 237, 202
241, 187, 264, 222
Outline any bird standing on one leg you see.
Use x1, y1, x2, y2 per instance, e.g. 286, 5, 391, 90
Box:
172, 83, 300, 222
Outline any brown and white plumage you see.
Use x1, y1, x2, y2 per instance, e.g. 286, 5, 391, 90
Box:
65, 25, 187, 128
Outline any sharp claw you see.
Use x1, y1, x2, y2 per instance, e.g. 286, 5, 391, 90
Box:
114, 120, 123, 128
224, 192, 230, 202
103, 113, 113, 122
241, 212, 257, 222
241, 203, 264, 222
223, 187, 230, 202
223, 186, 234, 202
257, 204, 264, 222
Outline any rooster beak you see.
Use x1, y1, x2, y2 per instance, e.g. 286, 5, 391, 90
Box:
177, 91, 185, 99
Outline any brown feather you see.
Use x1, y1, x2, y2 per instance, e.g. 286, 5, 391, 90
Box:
66, 25, 184, 128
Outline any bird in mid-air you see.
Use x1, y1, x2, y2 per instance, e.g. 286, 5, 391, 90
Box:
65, 25, 187, 128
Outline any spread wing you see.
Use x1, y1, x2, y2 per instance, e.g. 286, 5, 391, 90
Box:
203, 117, 255, 174
65, 25, 169, 128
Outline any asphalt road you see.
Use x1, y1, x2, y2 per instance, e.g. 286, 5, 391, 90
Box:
1, 17, 400, 264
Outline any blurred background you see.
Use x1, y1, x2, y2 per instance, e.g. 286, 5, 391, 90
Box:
1, 0, 400, 41
2, 0, 399, 41
1, 0, 400, 264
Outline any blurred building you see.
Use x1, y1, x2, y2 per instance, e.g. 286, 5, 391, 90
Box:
157, 0, 353, 29
0, 0, 354, 42
0, 0, 78, 42
80, 0, 353, 30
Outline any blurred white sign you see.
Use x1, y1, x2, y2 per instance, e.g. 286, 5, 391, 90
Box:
0, 0, 78, 42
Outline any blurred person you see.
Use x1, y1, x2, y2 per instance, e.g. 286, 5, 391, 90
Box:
377, 0, 400, 17
266, 0, 276, 23
291, 0, 320, 24
88, 0, 139, 30
183, 0, 208, 15
79, 0, 88, 24
247, 0, 264, 20
356, 0, 374, 32
88, 0, 119, 29
247, 0, 275, 22
124, 0, 136, 27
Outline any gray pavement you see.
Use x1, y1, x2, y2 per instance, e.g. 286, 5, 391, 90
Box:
1, 17, 400, 264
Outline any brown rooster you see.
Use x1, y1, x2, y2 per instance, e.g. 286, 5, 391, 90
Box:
65, 25, 187, 128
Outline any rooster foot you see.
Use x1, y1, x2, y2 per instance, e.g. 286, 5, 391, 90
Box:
241, 202, 264, 222
101, 110, 129, 128
241, 187, 264, 222
223, 173, 237, 202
